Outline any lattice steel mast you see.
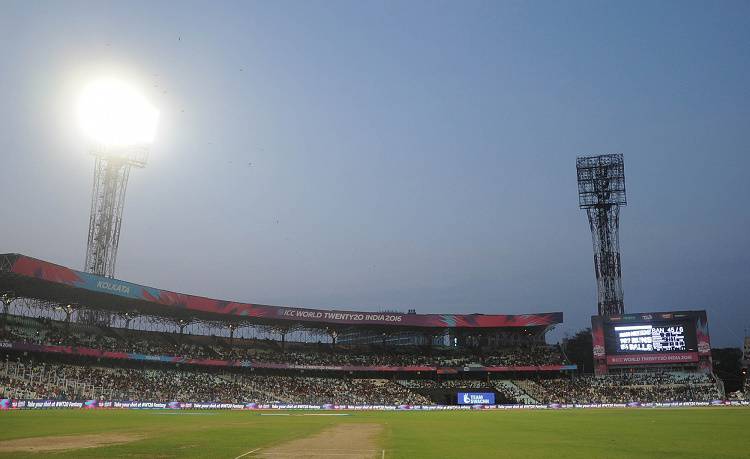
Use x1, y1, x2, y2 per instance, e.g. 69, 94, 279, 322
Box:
576, 154, 627, 316
84, 147, 147, 278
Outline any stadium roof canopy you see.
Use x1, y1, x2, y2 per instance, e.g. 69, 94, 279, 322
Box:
0, 254, 562, 331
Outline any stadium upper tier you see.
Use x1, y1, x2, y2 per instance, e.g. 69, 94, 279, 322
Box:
0, 254, 562, 329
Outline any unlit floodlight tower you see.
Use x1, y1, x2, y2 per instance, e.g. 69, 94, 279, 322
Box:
78, 78, 159, 280
576, 154, 627, 316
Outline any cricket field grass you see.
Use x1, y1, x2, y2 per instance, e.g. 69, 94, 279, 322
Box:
0, 408, 748, 458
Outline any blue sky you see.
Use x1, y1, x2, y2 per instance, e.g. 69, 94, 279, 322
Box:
0, 1, 748, 346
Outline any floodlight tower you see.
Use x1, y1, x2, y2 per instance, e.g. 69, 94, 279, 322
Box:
576, 154, 627, 316
85, 147, 148, 277
78, 79, 159, 279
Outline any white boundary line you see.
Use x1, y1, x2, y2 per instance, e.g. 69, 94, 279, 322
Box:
234, 447, 261, 459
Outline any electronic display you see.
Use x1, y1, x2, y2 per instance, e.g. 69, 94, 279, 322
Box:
604, 321, 697, 355
457, 392, 495, 405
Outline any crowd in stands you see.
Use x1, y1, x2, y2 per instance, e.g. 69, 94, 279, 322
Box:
238, 345, 569, 368
0, 315, 566, 368
493, 381, 531, 403
482, 346, 564, 367
0, 354, 724, 405
0, 359, 252, 402
0, 320, 218, 360
742, 377, 750, 400
398, 373, 722, 405
0, 315, 726, 406
397, 379, 440, 389
236, 375, 430, 405
521, 372, 721, 404
396, 379, 526, 403
396, 379, 493, 389
0, 357, 430, 405
400, 373, 723, 405
246, 349, 437, 367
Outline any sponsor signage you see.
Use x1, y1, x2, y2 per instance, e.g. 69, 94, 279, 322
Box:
606, 352, 699, 365
457, 392, 495, 405
3, 398, 746, 410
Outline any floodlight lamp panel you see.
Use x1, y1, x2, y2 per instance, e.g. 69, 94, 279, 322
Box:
77, 78, 159, 148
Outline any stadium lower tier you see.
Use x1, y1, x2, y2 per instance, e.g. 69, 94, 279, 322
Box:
0, 354, 724, 405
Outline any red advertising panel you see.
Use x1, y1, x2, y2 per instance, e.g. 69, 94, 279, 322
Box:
1, 254, 563, 329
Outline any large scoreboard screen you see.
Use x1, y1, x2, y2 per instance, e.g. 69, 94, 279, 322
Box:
607, 322, 696, 354
591, 311, 710, 374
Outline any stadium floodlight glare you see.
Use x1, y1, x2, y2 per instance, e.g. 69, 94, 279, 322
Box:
77, 78, 159, 149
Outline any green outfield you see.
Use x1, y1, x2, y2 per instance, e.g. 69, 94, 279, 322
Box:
0, 408, 748, 458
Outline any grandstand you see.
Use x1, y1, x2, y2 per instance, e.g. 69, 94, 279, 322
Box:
0, 253, 728, 408
0, 253, 577, 405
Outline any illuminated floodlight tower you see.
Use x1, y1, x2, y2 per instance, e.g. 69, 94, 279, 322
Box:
576, 154, 627, 316
78, 79, 159, 278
